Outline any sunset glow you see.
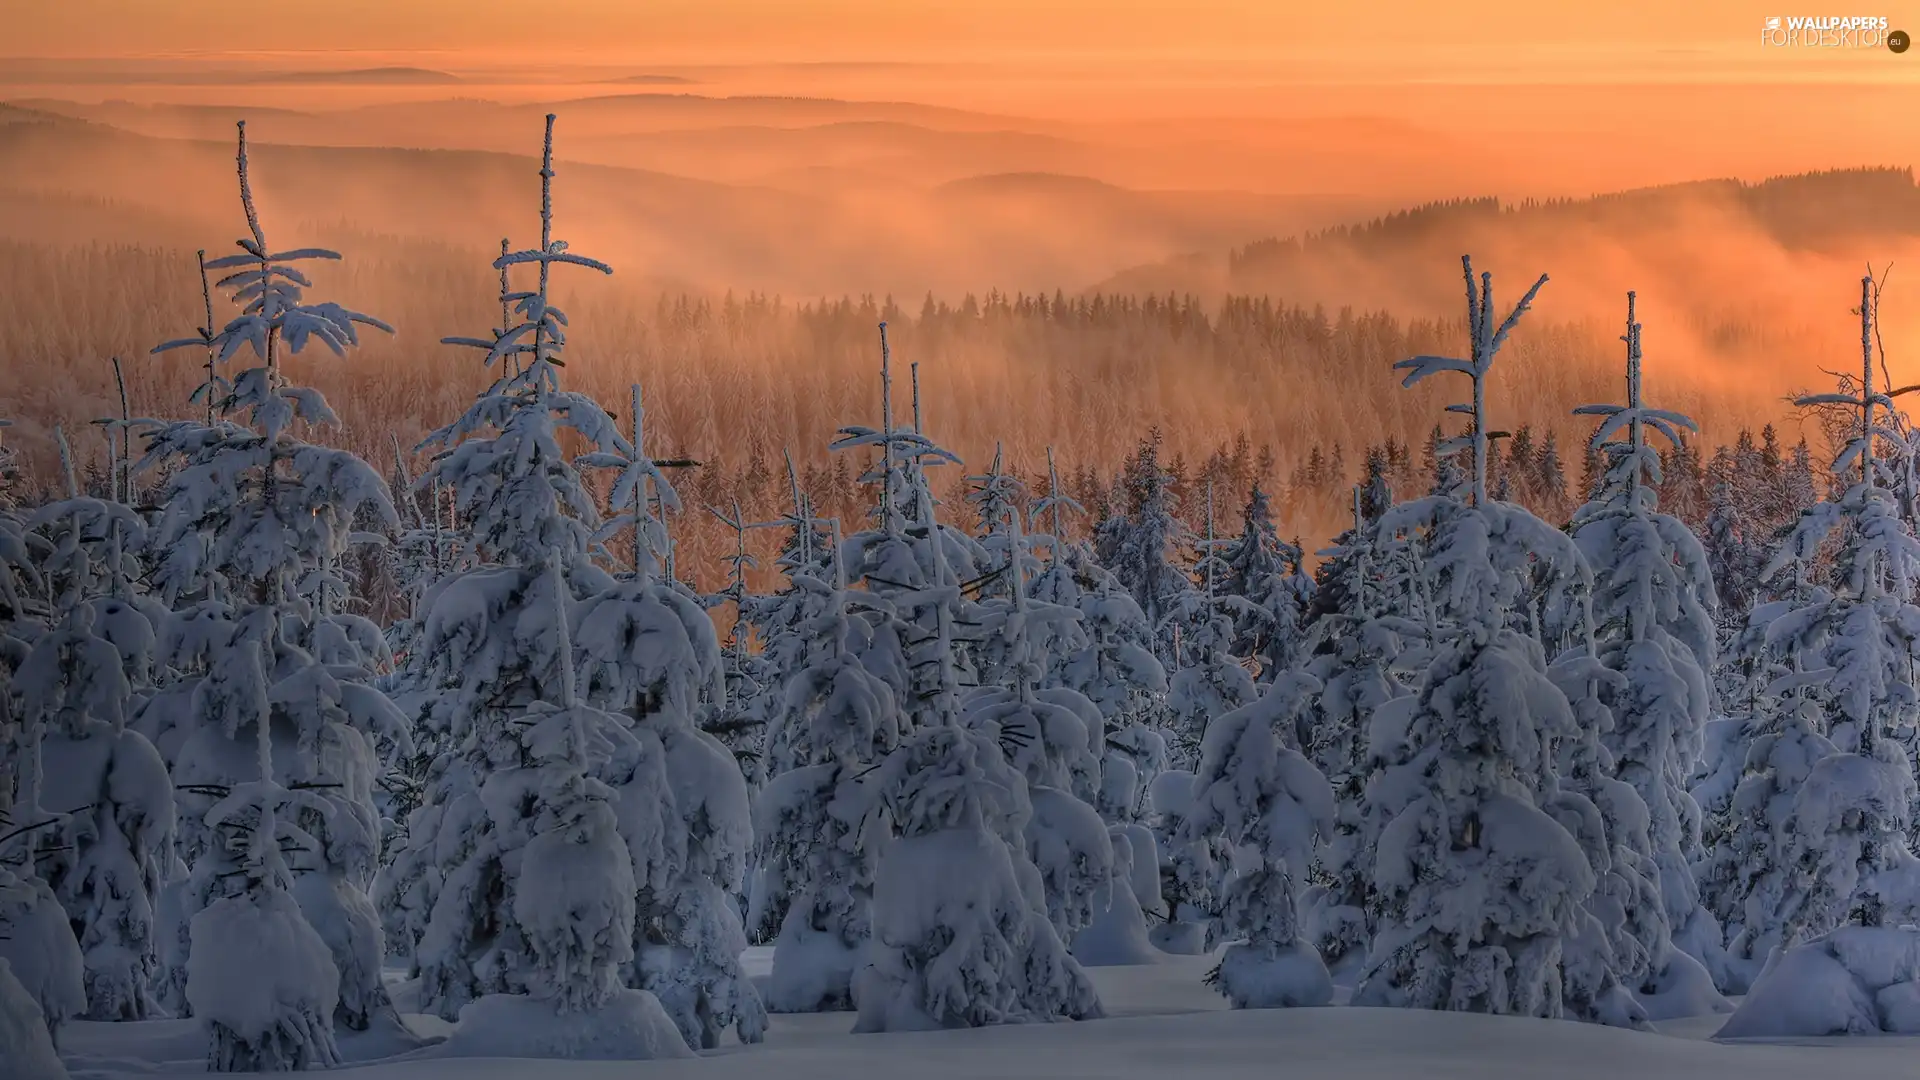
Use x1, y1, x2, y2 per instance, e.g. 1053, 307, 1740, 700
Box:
15, 3, 1920, 1075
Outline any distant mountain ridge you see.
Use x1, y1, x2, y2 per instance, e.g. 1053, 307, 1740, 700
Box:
1227, 167, 1917, 286
252, 67, 462, 85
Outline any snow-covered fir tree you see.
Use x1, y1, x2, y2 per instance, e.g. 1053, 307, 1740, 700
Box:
138, 120, 404, 1040
13, 598, 174, 1021
1097, 431, 1196, 665
383, 118, 693, 1056
1716, 275, 1920, 985
1181, 672, 1337, 1008
0, 953, 70, 1080
1352, 258, 1600, 1019
1568, 293, 1729, 1004
1219, 483, 1315, 682
1542, 653, 1661, 1028
1299, 487, 1423, 976
11, 437, 176, 1025
754, 530, 904, 1012
184, 750, 343, 1070
962, 485, 1114, 948
847, 350, 1103, 1032
1162, 481, 1259, 767
576, 382, 767, 1049
853, 718, 1104, 1031
0, 843, 89, 1050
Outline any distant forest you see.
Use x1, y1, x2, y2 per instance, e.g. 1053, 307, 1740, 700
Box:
0, 233, 1829, 609
1228, 167, 1920, 282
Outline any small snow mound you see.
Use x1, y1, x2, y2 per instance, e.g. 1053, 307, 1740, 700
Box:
1717, 927, 1920, 1037
0, 872, 87, 1032
0, 958, 68, 1080
1212, 941, 1334, 1010
1879, 981, 1920, 1033
764, 916, 860, 1014
1638, 948, 1733, 1022
437, 990, 694, 1060
1073, 831, 1162, 967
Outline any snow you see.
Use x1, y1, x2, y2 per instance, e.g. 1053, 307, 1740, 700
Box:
49, 950, 1920, 1079
0, 869, 88, 1035
432, 989, 693, 1061
23, 123, 1920, 1080
1069, 827, 1161, 967
0, 958, 69, 1080
185, 887, 342, 1071
1717, 927, 1920, 1037
1210, 940, 1334, 1010
1637, 947, 1731, 1022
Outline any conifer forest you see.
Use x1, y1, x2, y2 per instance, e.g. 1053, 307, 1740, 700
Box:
7, 104, 1920, 1080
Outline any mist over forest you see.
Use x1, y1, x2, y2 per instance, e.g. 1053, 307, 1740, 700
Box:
19, 20, 1920, 1075
2, 91, 1915, 585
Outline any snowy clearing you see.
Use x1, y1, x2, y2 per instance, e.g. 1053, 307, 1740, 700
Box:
55, 949, 1920, 1080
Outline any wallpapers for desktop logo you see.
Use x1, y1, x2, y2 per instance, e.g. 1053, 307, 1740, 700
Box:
1761, 14, 1906, 48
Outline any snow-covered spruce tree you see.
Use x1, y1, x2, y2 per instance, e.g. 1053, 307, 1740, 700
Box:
962, 490, 1114, 948
440, 552, 687, 1060
852, 387, 1102, 1032
1719, 275, 1920, 981
1700, 477, 1766, 630
0, 462, 88, 1049
1130, 484, 1249, 954
1139, 761, 1224, 954
831, 328, 990, 729
965, 443, 1028, 605
573, 381, 767, 1049
1036, 544, 1168, 790
387, 118, 689, 1058
1024, 451, 1163, 955
31, 428, 150, 615
0, 419, 43, 830
1692, 518, 1800, 938
0, 955, 70, 1080
737, 460, 898, 964
1162, 480, 1259, 769
1298, 488, 1423, 976
1182, 672, 1337, 1008
1703, 688, 1835, 992
735, 457, 843, 695
139, 120, 403, 1030
378, 434, 459, 664
1351, 258, 1600, 1019
854, 718, 1104, 1031
1044, 564, 1170, 833
368, 440, 458, 889
12, 597, 175, 1021
702, 498, 772, 781
1022, 449, 1116, 800
755, 523, 906, 1013
0, 846, 88, 1050
184, 739, 343, 1071
1028, 451, 1167, 764
732, 467, 849, 868
1568, 293, 1729, 1005
1541, 653, 1660, 1028
754, 330, 968, 1009
1220, 482, 1314, 682
9, 433, 177, 1024
1097, 431, 1196, 666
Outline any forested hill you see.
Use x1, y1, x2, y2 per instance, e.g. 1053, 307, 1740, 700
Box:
1229, 167, 1917, 278
1096, 167, 1920, 313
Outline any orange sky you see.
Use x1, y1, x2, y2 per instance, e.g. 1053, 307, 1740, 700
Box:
14, 0, 1919, 72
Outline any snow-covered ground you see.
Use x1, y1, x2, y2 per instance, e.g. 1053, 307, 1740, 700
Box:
57, 948, 1920, 1080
